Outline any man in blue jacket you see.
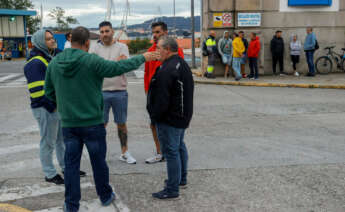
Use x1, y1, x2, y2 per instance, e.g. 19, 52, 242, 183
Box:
24, 29, 86, 185
304, 27, 317, 77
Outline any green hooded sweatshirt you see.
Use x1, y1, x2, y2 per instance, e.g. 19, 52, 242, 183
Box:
45, 48, 145, 128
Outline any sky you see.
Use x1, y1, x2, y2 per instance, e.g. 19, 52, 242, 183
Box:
31, 0, 201, 28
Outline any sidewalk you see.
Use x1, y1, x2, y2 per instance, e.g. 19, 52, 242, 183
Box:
192, 70, 345, 89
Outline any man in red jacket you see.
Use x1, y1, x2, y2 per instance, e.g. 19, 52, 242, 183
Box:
144, 21, 184, 164
247, 32, 261, 80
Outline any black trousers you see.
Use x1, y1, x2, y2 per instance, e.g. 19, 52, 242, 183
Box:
290, 55, 300, 71
249, 58, 259, 78
272, 55, 284, 73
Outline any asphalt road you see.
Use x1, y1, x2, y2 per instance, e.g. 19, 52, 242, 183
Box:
0, 60, 345, 211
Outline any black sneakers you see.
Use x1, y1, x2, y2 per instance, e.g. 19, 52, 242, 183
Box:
306, 72, 315, 77
152, 189, 179, 200
45, 174, 64, 185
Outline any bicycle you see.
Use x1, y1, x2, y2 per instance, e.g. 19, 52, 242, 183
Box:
315, 46, 345, 74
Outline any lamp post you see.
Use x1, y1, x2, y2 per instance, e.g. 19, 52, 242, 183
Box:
191, 0, 196, 68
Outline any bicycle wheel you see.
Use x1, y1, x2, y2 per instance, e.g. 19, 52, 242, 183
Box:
342, 58, 345, 72
315, 56, 332, 74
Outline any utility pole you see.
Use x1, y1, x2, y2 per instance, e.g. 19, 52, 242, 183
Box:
105, 0, 112, 21
40, 3, 43, 29
191, 0, 196, 68
173, 0, 176, 36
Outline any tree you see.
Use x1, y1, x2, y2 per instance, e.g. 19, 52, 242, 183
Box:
48, 7, 78, 31
128, 38, 151, 54
0, 0, 40, 34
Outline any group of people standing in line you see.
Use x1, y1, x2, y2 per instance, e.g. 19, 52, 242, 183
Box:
24, 21, 194, 212
203, 27, 318, 79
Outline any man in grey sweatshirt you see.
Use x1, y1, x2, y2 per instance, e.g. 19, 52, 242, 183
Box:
218, 31, 233, 78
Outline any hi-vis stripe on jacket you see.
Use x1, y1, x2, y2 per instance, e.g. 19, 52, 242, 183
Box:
24, 49, 57, 113
27, 56, 48, 99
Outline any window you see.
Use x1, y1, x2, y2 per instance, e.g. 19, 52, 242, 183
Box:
288, 0, 332, 6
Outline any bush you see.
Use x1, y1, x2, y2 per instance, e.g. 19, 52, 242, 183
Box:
128, 38, 152, 54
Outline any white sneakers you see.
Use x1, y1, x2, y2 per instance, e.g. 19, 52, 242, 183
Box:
145, 153, 164, 164
294, 71, 300, 76
119, 151, 164, 164
119, 151, 137, 164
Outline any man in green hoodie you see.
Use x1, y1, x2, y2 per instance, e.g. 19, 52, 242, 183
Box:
44, 26, 159, 212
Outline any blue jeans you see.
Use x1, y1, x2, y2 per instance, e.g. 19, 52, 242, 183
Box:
62, 124, 113, 212
222, 54, 232, 66
32, 107, 65, 179
156, 123, 188, 194
232, 57, 242, 79
103, 91, 128, 124
306, 50, 315, 74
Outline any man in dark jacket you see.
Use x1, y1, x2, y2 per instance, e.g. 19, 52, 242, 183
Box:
239, 31, 248, 78
147, 36, 194, 199
24, 29, 86, 185
270, 30, 287, 75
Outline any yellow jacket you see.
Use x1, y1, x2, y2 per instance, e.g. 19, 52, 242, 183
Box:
232, 37, 245, 58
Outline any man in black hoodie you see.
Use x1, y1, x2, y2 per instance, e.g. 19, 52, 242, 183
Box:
270, 30, 287, 75
147, 36, 194, 199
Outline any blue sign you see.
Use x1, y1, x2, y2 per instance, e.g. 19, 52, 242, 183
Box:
288, 0, 332, 6
238, 13, 261, 27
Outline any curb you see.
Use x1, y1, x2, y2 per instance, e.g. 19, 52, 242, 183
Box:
0, 204, 32, 212
194, 80, 345, 90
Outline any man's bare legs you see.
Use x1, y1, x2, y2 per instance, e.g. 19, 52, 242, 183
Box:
151, 124, 161, 154
224, 65, 229, 78
145, 124, 164, 164
104, 122, 136, 164
117, 123, 128, 154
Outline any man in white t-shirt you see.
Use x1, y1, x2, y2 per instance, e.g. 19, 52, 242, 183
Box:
89, 21, 136, 164
64, 32, 71, 49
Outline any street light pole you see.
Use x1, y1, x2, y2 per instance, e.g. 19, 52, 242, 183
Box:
191, 0, 196, 68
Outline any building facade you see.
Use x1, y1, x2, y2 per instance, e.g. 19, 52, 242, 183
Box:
201, 0, 345, 75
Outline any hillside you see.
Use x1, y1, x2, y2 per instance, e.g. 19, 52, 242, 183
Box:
126, 16, 201, 32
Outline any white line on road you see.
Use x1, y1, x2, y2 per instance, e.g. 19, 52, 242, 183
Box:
0, 84, 26, 88
0, 143, 38, 156
0, 74, 22, 83
0, 148, 90, 173
0, 182, 93, 202
35, 199, 117, 212
5, 76, 27, 86
127, 81, 143, 84
34, 193, 130, 212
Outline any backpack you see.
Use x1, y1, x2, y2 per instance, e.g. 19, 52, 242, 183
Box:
202, 40, 209, 56
314, 40, 319, 50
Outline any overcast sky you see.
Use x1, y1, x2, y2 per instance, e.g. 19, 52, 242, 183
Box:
31, 0, 201, 28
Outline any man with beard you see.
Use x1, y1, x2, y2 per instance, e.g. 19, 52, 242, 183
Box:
89, 21, 136, 164
144, 22, 185, 164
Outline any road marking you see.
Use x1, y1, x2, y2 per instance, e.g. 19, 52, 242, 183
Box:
0, 204, 32, 212
113, 195, 131, 212
127, 81, 143, 84
0, 74, 22, 83
0, 143, 38, 156
34, 195, 130, 212
5, 76, 27, 86
0, 158, 43, 173
0, 85, 26, 88
0, 182, 93, 202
